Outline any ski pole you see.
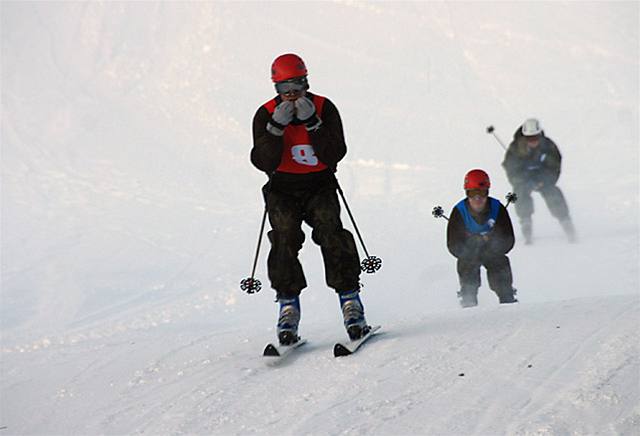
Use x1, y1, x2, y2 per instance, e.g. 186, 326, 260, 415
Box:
486, 125, 507, 151
505, 192, 518, 208
335, 179, 382, 274
240, 207, 268, 294
432, 206, 449, 221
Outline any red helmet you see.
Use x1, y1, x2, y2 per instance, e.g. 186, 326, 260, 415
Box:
464, 169, 491, 190
271, 53, 308, 82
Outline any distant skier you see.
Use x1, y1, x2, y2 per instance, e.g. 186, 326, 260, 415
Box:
250, 53, 370, 345
502, 118, 576, 244
447, 169, 518, 307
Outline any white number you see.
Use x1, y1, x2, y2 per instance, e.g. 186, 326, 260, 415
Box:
291, 144, 318, 166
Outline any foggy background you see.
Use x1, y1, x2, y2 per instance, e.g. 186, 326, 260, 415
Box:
1, 2, 638, 434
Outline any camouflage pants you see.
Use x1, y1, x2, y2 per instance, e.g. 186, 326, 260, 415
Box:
265, 187, 361, 298
513, 183, 570, 222
457, 254, 513, 296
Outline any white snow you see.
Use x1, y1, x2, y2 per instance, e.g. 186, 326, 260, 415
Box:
1, 2, 638, 435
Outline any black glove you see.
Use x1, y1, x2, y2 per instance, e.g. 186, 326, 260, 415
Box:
294, 97, 322, 131
524, 176, 541, 192
484, 234, 504, 258
267, 101, 294, 136
463, 234, 487, 260
537, 172, 557, 190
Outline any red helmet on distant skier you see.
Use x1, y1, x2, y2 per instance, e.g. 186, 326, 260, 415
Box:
464, 169, 491, 190
271, 53, 308, 82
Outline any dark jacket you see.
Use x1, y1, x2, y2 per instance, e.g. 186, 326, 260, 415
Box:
502, 128, 562, 188
251, 92, 346, 192
447, 200, 515, 261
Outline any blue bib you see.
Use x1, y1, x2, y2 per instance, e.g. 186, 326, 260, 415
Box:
455, 197, 501, 235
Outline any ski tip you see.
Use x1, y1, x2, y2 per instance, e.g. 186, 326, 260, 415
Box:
263, 343, 280, 357
333, 343, 352, 357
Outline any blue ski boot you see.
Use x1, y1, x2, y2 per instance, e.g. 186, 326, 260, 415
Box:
277, 296, 300, 345
338, 290, 370, 340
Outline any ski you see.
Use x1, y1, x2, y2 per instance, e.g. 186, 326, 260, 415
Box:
333, 325, 381, 357
263, 338, 307, 360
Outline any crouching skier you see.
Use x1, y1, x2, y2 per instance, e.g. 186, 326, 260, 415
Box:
446, 169, 518, 307
250, 53, 370, 345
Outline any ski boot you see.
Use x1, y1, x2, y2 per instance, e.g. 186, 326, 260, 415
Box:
560, 218, 577, 243
457, 286, 478, 308
521, 218, 533, 245
276, 296, 301, 345
497, 288, 518, 304
338, 290, 370, 340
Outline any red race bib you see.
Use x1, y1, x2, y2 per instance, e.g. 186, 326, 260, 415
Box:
264, 95, 327, 174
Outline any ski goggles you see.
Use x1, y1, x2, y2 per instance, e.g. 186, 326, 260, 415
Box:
466, 189, 489, 199
274, 76, 308, 95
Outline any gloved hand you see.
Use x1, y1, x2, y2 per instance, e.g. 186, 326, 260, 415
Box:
525, 178, 540, 192
536, 173, 556, 190
528, 177, 546, 191
463, 234, 488, 260
294, 96, 315, 121
267, 101, 294, 136
294, 97, 322, 131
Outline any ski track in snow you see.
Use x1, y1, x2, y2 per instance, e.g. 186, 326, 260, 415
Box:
2, 297, 638, 435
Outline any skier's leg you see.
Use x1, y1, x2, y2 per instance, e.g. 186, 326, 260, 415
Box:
513, 184, 534, 244
305, 188, 368, 339
539, 184, 576, 242
456, 258, 481, 307
484, 255, 517, 304
265, 190, 307, 299
539, 184, 569, 219
305, 188, 361, 292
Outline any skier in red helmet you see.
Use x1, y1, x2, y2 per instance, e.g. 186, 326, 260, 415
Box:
251, 53, 369, 345
446, 169, 518, 307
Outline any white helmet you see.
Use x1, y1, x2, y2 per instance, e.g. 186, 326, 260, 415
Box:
521, 118, 542, 136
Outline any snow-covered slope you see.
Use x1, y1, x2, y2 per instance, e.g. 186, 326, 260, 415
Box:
1, 2, 638, 435
3, 296, 638, 435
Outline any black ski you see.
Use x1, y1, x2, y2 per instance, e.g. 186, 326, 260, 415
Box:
333, 325, 381, 357
263, 338, 307, 360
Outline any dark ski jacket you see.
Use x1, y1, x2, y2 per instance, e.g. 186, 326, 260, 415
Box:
251, 92, 346, 193
447, 198, 515, 261
502, 129, 562, 189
